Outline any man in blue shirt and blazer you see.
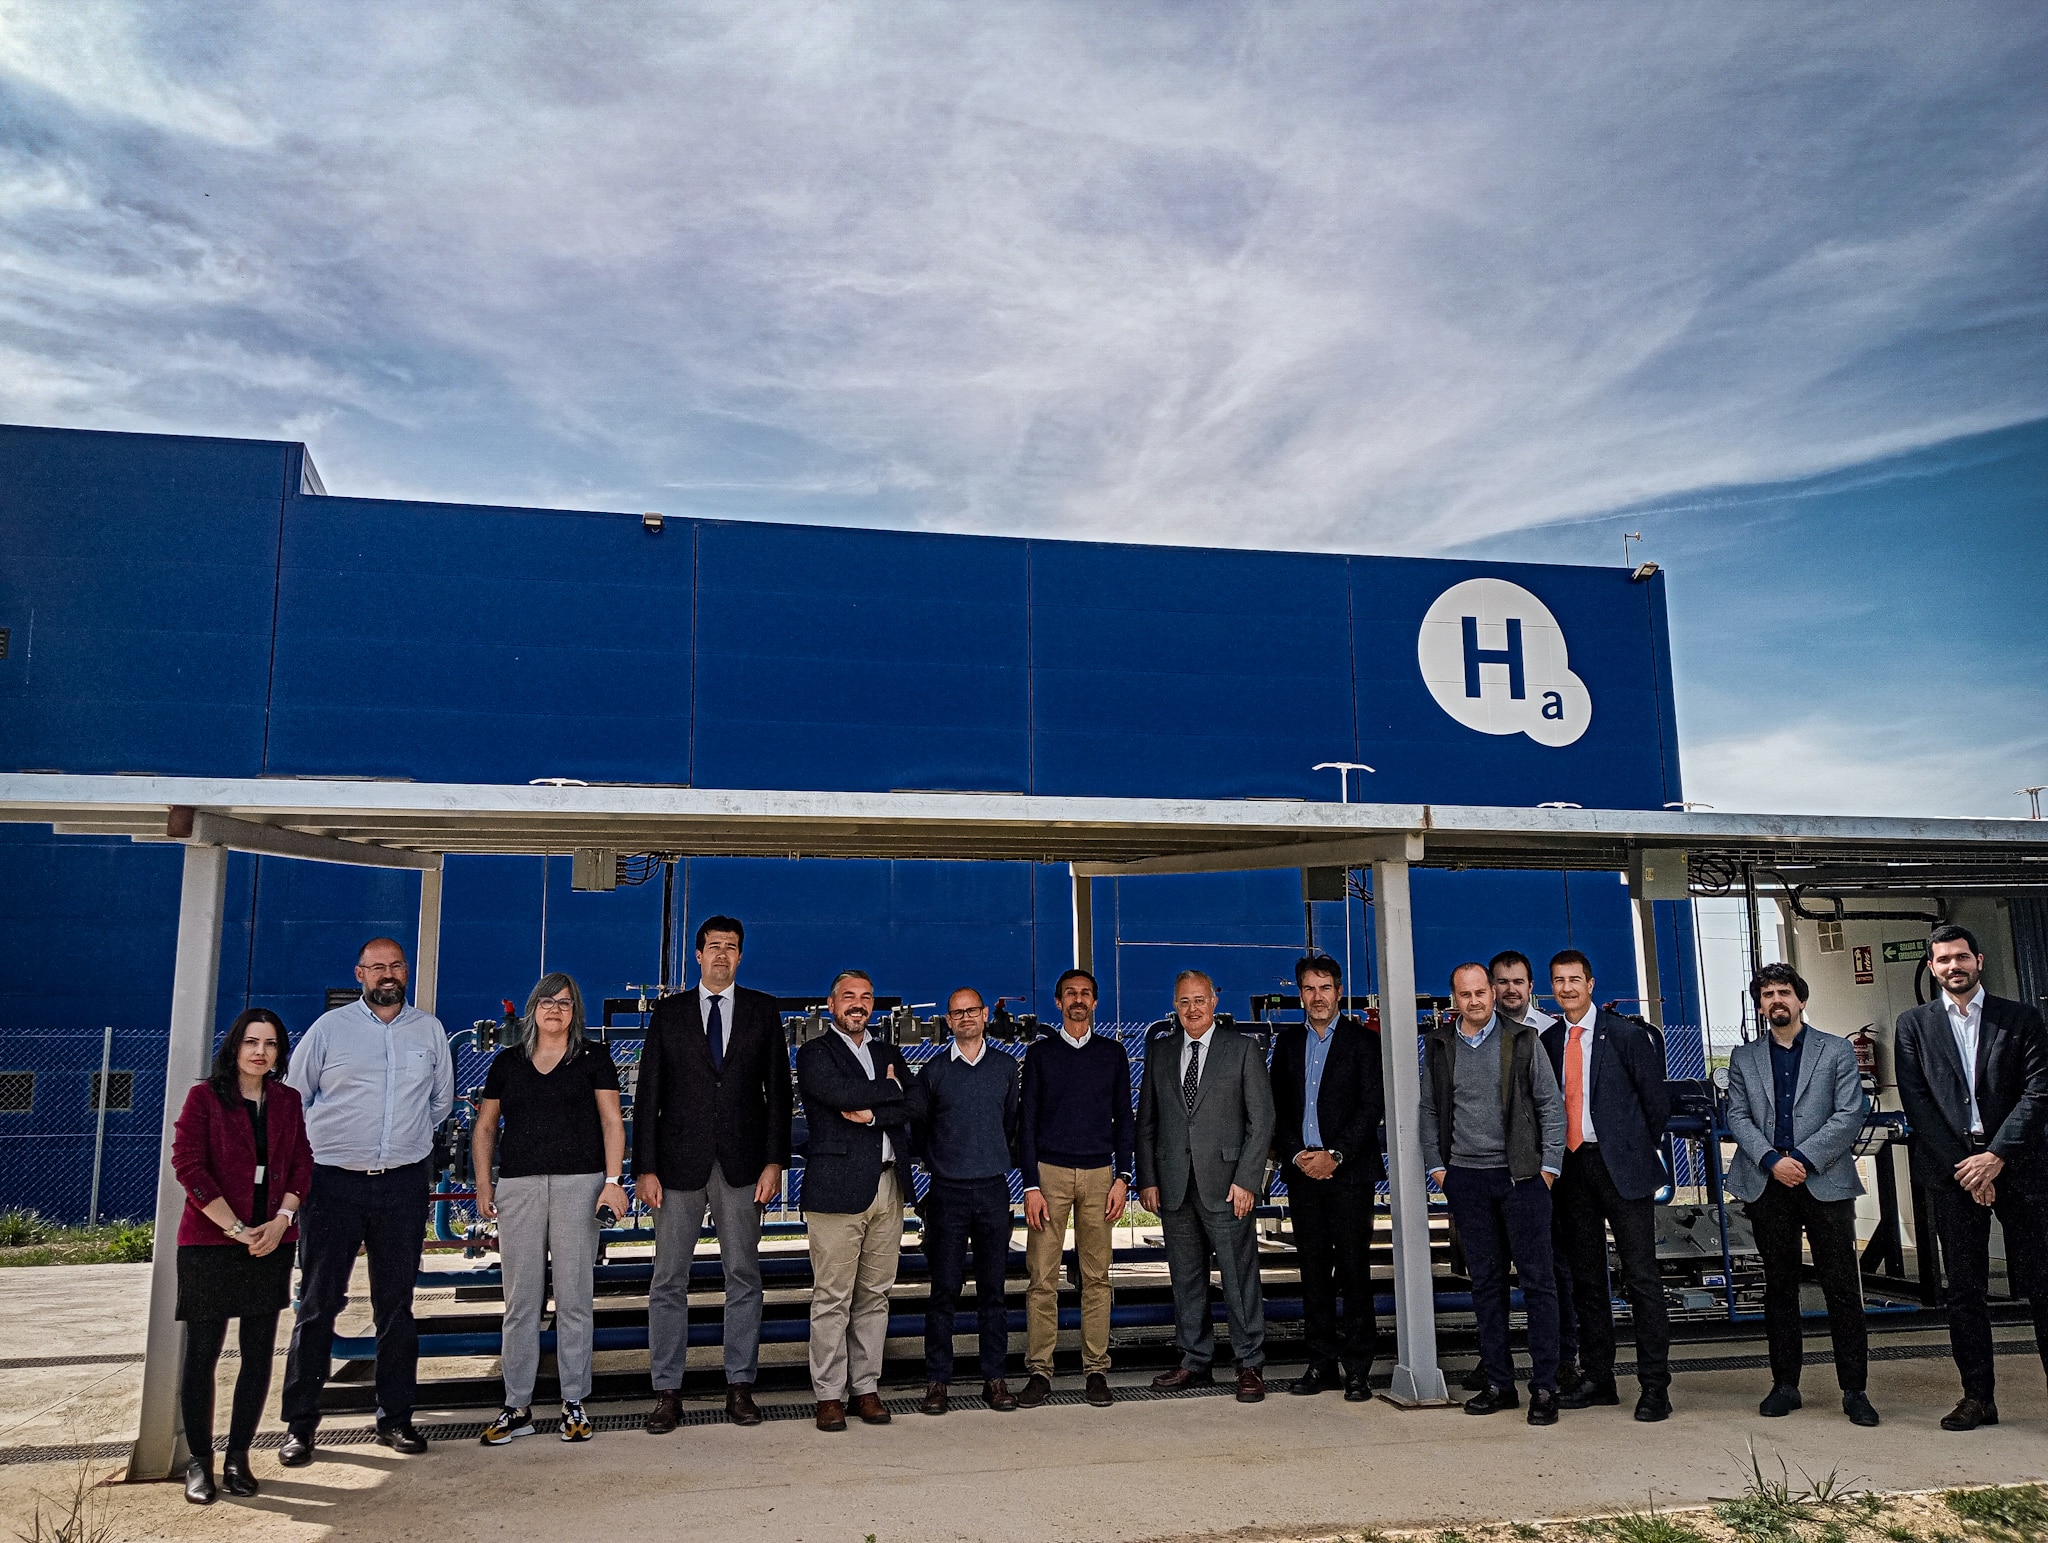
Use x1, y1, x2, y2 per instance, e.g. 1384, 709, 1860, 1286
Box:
1543, 949, 1674, 1421
1725, 963, 1877, 1427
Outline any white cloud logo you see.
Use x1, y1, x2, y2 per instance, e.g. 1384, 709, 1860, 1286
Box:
1416, 578, 1591, 747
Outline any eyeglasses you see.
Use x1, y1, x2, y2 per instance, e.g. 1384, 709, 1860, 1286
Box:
947, 1007, 988, 1019
534, 996, 576, 1012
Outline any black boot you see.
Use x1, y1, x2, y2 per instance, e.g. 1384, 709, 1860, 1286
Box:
184, 1458, 216, 1506
221, 1449, 259, 1497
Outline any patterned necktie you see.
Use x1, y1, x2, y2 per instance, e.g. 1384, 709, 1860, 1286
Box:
1182, 1039, 1202, 1116
707, 993, 725, 1074
1565, 1021, 1586, 1151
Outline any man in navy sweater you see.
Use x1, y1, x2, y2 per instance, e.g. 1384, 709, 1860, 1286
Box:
1017, 968, 1134, 1409
907, 988, 1022, 1415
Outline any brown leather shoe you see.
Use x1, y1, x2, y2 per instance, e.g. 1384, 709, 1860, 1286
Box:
644, 1389, 683, 1435
1151, 1366, 1214, 1390
918, 1382, 949, 1416
852, 1391, 891, 1425
815, 1399, 848, 1432
1085, 1373, 1114, 1407
1016, 1373, 1053, 1408
1236, 1367, 1266, 1403
725, 1383, 762, 1427
983, 1379, 1018, 1412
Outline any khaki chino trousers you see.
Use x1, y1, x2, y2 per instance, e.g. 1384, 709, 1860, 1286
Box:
1024, 1164, 1115, 1377
806, 1166, 904, 1400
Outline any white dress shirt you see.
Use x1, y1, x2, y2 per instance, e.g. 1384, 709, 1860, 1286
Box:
1180, 1028, 1212, 1088
834, 1026, 893, 1162
1945, 986, 1987, 1136
699, 984, 733, 1056
949, 1038, 988, 1065
1060, 1025, 1094, 1050
1560, 1007, 1599, 1145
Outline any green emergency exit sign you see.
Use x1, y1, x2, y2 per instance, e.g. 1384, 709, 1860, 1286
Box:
1882, 939, 1928, 963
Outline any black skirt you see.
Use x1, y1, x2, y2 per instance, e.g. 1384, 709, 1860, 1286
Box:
176, 1243, 294, 1323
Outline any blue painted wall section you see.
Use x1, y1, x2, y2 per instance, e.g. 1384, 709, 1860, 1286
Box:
1, 424, 1697, 1217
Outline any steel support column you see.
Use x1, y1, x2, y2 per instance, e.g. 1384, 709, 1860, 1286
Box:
415, 857, 445, 1017
1070, 866, 1094, 973
1372, 851, 1449, 1406
128, 840, 227, 1481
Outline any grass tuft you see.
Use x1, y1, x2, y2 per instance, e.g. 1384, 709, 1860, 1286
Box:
1609, 1501, 1709, 1543
1945, 1487, 2048, 1543
1513, 1526, 1544, 1540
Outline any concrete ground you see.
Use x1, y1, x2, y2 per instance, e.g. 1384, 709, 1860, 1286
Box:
7, 1263, 2048, 1543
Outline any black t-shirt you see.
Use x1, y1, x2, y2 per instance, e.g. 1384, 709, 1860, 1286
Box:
482, 1043, 620, 1179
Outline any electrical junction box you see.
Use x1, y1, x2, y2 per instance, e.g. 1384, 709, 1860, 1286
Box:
571, 847, 618, 891
1630, 849, 1691, 900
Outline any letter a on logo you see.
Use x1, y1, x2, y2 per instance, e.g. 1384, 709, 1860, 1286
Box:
1416, 579, 1591, 746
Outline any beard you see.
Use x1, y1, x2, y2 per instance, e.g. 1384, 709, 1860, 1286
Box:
365, 981, 406, 1007
1766, 1004, 1796, 1026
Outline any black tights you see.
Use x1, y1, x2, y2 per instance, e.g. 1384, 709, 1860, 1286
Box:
180, 1313, 280, 1462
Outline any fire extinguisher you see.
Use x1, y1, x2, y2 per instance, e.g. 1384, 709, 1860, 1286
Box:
1852, 1023, 1879, 1086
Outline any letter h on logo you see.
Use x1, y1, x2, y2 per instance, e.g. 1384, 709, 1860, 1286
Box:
1460, 615, 1526, 700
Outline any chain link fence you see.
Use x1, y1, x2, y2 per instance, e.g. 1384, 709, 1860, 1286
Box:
0, 1030, 168, 1226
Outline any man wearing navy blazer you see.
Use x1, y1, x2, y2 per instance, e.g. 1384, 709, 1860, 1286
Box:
1894, 924, 2048, 1431
1543, 949, 1674, 1421
794, 970, 914, 1432
1725, 963, 1877, 1427
634, 915, 792, 1432
1270, 953, 1383, 1400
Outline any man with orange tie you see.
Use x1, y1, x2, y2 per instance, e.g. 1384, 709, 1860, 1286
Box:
1542, 950, 1674, 1422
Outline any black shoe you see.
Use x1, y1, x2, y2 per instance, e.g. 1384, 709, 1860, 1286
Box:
278, 1430, 314, 1468
1556, 1360, 1581, 1392
1017, 1373, 1053, 1408
1343, 1366, 1372, 1403
1460, 1362, 1490, 1392
1634, 1389, 1672, 1423
1758, 1384, 1802, 1418
1558, 1375, 1620, 1409
220, 1450, 258, 1497
375, 1421, 430, 1454
1464, 1385, 1520, 1415
1085, 1373, 1114, 1407
1527, 1387, 1559, 1426
183, 1459, 216, 1506
1843, 1390, 1880, 1428
1941, 1396, 1998, 1431
1289, 1363, 1340, 1396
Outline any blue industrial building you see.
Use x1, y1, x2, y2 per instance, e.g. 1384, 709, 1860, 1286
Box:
1, 423, 1698, 1221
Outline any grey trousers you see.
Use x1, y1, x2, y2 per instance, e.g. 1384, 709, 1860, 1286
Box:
806, 1167, 904, 1400
495, 1171, 603, 1406
649, 1166, 767, 1388
1159, 1192, 1266, 1371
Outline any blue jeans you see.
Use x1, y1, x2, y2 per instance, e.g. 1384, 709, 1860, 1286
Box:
1444, 1165, 1560, 1393
280, 1160, 430, 1431
922, 1176, 1013, 1383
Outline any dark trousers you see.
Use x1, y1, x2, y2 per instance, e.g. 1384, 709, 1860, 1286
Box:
1745, 1182, 1868, 1392
180, 1311, 281, 1459
1443, 1165, 1559, 1392
1552, 1209, 1585, 1368
1159, 1188, 1266, 1371
1290, 1175, 1378, 1373
1928, 1176, 2048, 1402
922, 1176, 1013, 1383
1558, 1144, 1670, 1391
281, 1160, 430, 1431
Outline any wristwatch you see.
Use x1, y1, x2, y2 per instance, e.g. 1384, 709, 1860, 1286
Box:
606, 1175, 623, 1185
277, 1207, 297, 1225
228, 1220, 246, 1238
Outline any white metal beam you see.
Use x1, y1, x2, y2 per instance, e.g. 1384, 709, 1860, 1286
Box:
1072, 831, 1423, 879
184, 809, 440, 869
128, 840, 227, 1481
415, 858, 445, 1017
1069, 866, 1094, 974
1372, 851, 1450, 1406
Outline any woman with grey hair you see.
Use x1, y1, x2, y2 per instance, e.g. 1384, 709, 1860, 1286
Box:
472, 973, 626, 1445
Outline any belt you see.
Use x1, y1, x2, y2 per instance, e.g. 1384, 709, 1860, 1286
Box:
879, 1160, 896, 1171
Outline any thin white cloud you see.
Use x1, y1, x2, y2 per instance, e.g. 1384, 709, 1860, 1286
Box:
0, 2, 2041, 549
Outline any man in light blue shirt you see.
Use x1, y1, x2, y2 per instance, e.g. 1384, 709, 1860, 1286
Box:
279, 937, 454, 1464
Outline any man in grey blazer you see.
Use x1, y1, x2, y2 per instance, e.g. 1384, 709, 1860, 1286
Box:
1725, 963, 1877, 1427
1137, 970, 1276, 1402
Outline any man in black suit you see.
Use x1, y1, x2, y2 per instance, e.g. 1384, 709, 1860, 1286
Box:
794, 970, 914, 1432
1544, 949, 1674, 1422
1894, 923, 2048, 1431
1270, 954, 1383, 1400
634, 916, 791, 1432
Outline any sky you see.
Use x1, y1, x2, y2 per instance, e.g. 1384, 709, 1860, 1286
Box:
1, 2, 2043, 817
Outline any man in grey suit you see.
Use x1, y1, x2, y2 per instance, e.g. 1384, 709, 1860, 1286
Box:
1137, 970, 1276, 1402
1725, 963, 1877, 1427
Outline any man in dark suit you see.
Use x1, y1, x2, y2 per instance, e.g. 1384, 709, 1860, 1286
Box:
1894, 923, 2048, 1431
1544, 948, 1674, 1421
1270, 953, 1383, 1400
634, 915, 792, 1432
794, 970, 913, 1432
1137, 969, 1276, 1403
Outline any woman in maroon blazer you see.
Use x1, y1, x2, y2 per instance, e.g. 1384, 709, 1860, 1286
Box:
171, 1008, 313, 1505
